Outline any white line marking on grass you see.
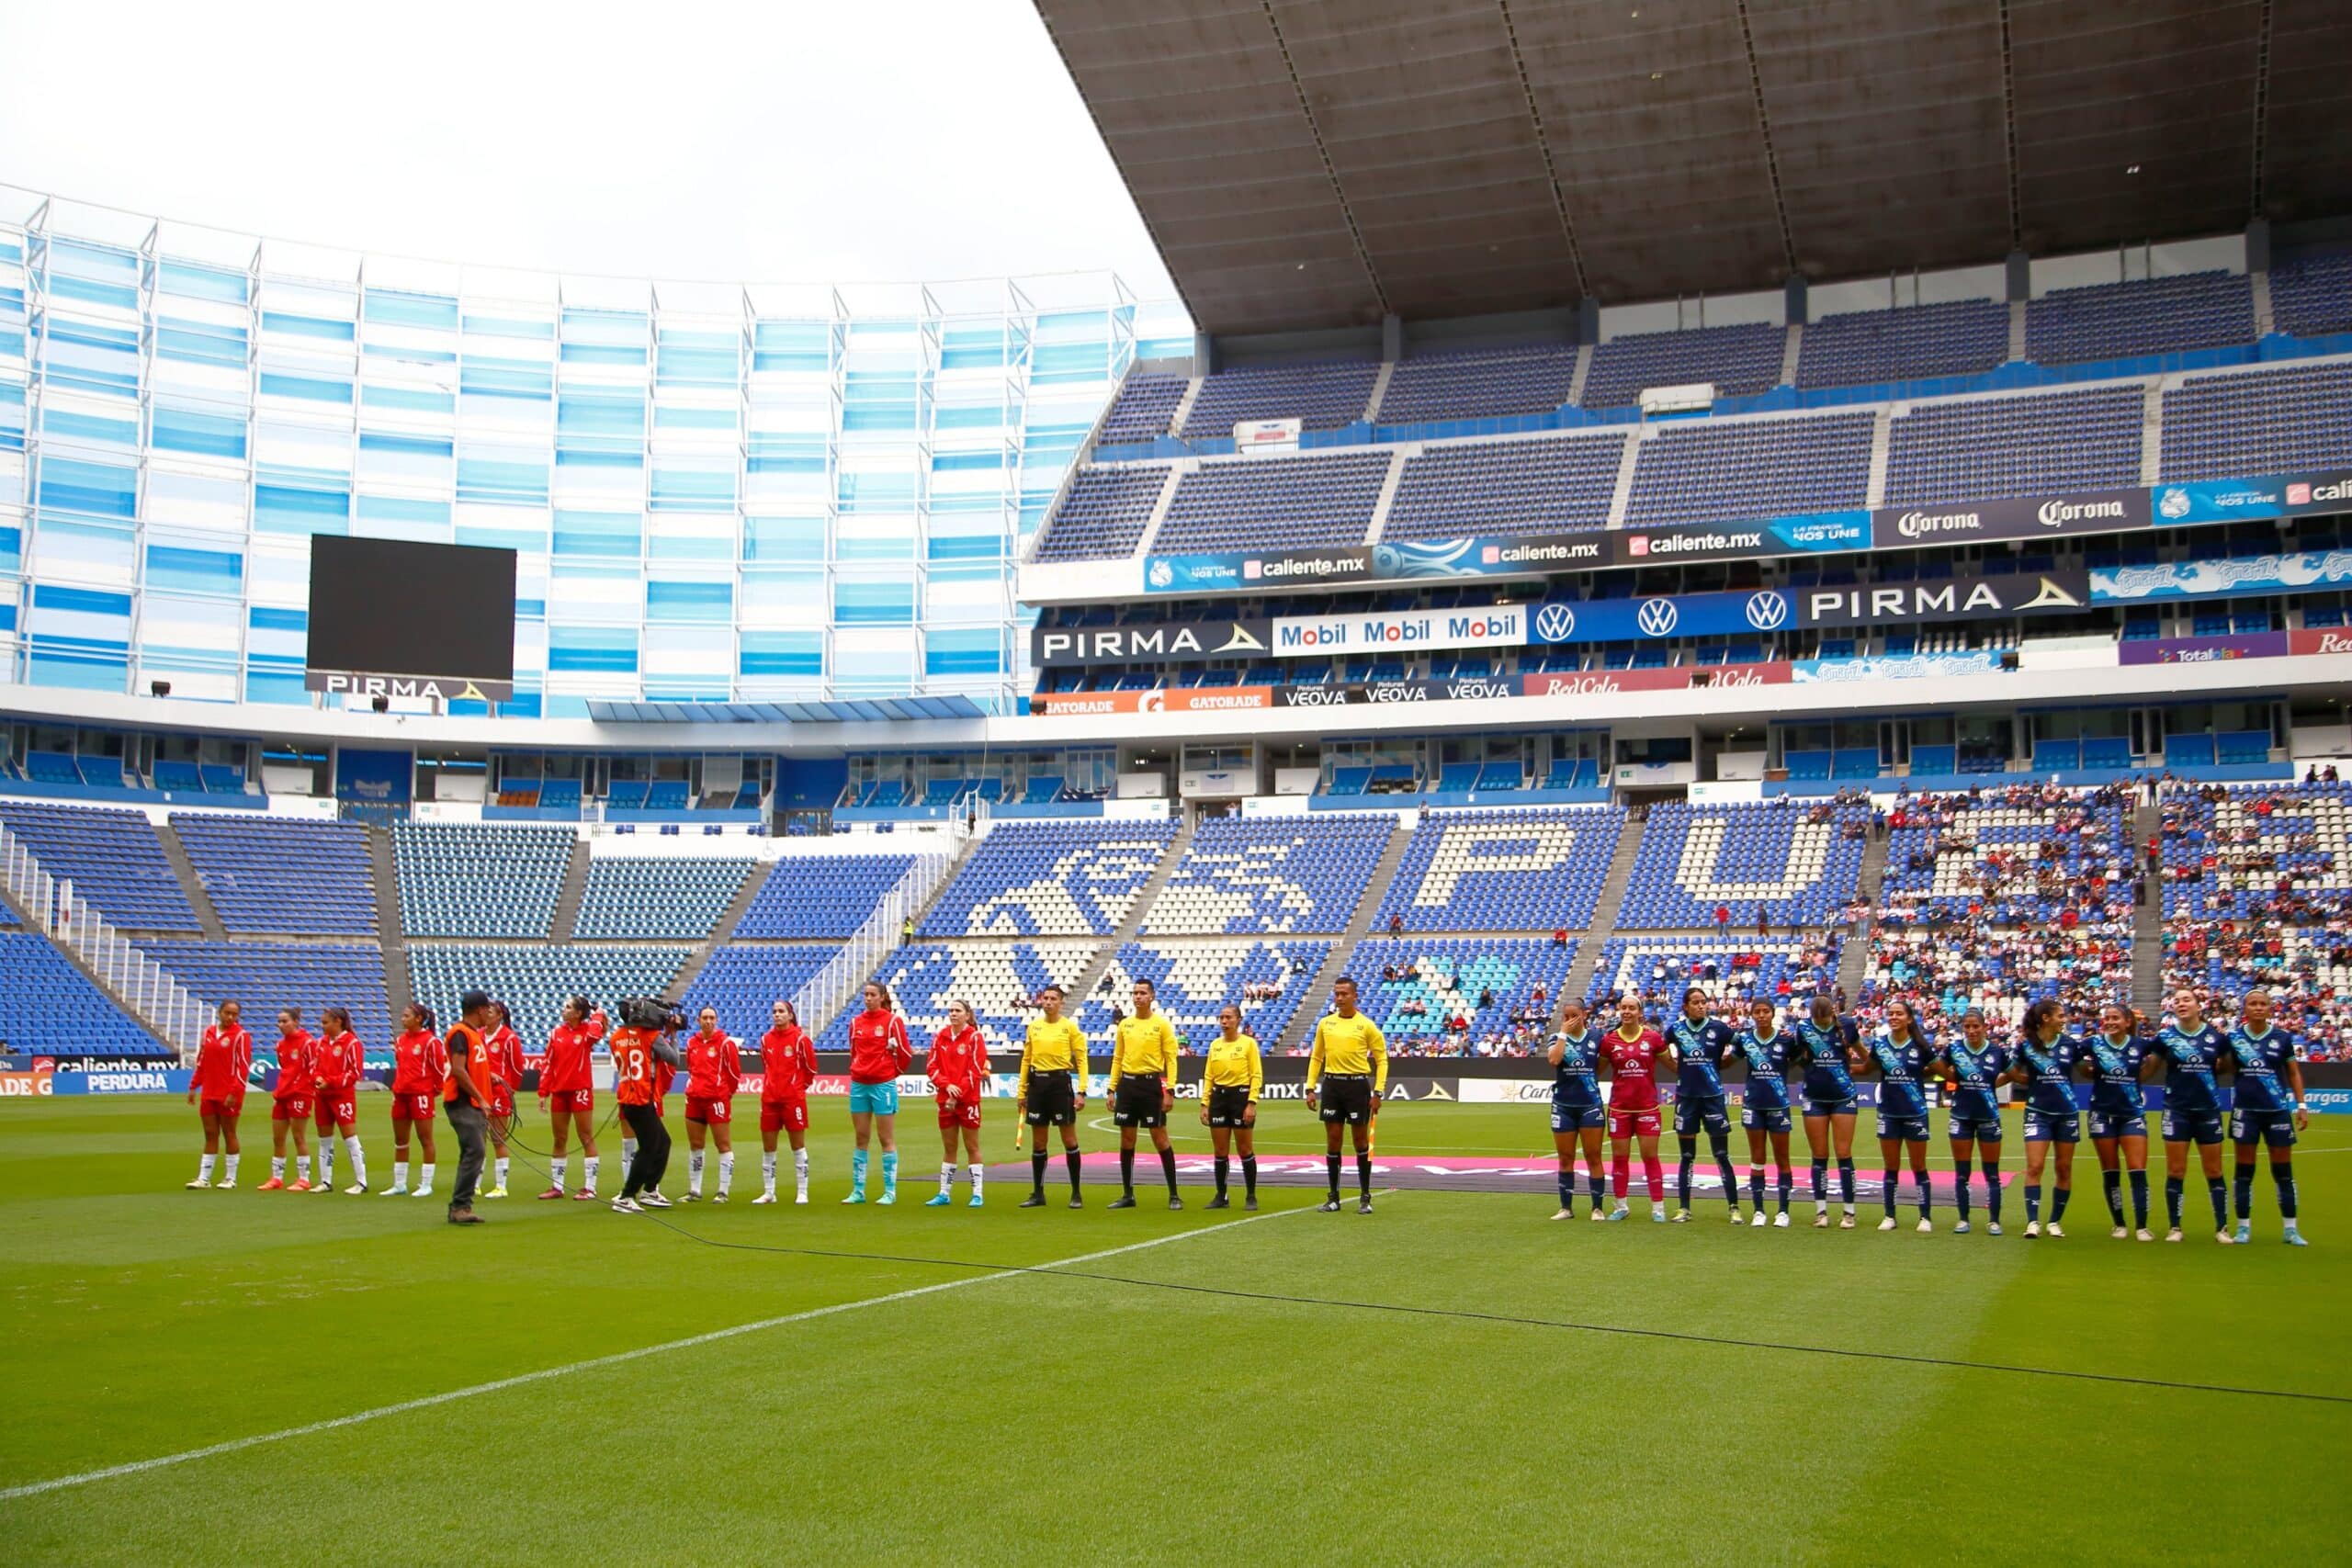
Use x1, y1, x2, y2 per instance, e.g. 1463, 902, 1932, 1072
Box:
0, 1205, 1310, 1504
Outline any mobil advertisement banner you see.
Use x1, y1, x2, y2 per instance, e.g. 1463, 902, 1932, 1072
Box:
1032, 617, 1273, 669
2090, 548, 2352, 604
1870, 488, 2150, 548
2150, 468, 2352, 525
1520, 662, 1792, 697
1616, 510, 1869, 563
1272, 676, 1521, 707
1031, 686, 1276, 716
1532, 570, 2089, 646
1272, 602, 1525, 657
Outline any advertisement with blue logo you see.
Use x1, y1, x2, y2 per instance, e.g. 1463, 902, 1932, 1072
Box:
2148, 468, 2352, 525
1532, 570, 2089, 645
2092, 548, 2352, 604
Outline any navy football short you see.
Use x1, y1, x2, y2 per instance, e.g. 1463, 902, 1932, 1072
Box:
1947, 1110, 2003, 1144
1805, 1095, 1858, 1119
2162, 1107, 2224, 1145
2230, 1107, 2297, 1148
2023, 1109, 2080, 1144
1551, 1102, 1604, 1134
1674, 1096, 1731, 1137
1741, 1103, 1792, 1134
1878, 1113, 1929, 1143
2087, 1110, 2146, 1140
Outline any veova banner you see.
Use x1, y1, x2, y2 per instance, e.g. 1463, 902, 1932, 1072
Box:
1272, 602, 1525, 657
2090, 548, 2352, 604
1533, 571, 2089, 645
1272, 676, 1521, 707
1032, 617, 1273, 670
1870, 489, 2150, 548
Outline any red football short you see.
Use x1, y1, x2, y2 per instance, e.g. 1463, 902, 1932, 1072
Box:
390, 1092, 435, 1124
761, 1099, 808, 1135
198, 1092, 243, 1119
272, 1095, 313, 1122
488, 1089, 516, 1119
684, 1094, 731, 1126
936, 1096, 982, 1131
1608, 1106, 1662, 1140
313, 1090, 356, 1131
547, 1088, 593, 1114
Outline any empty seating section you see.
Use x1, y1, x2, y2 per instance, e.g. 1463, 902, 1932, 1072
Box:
168, 814, 377, 935
0, 931, 164, 1057
393, 823, 574, 938
1374, 346, 1578, 425
1146, 818, 1392, 936
676, 945, 842, 1034
1381, 434, 1623, 541
1581, 323, 1783, 410
1589, 936, 1836, 1010
2159, 362, 2352, 480
140, 942, 394, 1058
1151, 452, 1393, 553
1624, 413, 1873, 527
1615, 803, 1867, 930
2025, 272, 2255, 365
1097, 374, 1187, 444
1372, 807, 1627, 932
152, 761, 205, 792
2270, 252, 2352, 339
819, 941, 1100, 1053
405, 944, 689, 1044
1795, 300, 2009, 389
571, 855, 755, 941
1034, 465, 1170, 562
733, 854, 917, 938
921, 821, 1176, 938
1179, 360, 1378, 436
1883, 387, 2143, 504
0, 801, 199, 929
1351, 938, 1578, 1053
1076, 940, 1330, 1046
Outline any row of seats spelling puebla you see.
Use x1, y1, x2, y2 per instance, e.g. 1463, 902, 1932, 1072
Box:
167, 813, 377, 935
1368, 807, 1627, 933
571, 855, 756, 942
0, 801, 200, 930
1614, 801, 1869, 931
920, 821, 1178, 939
392, 822, 574, 939
1144, 817, 1392, 937
405, 943, 690, 1044
1349, 938, 1580, 1058
820, 940, 1101, 1053
1075, 939, 1330, 1048
1588, 934, 1839, 1013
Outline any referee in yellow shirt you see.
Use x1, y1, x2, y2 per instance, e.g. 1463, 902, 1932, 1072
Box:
1306, 975, 1387, 1213
1198, 1001, 1263, 1210
1016, 984, 1090, 1209
1108, 977, 1184, 1210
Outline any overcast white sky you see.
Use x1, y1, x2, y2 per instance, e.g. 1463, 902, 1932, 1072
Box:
0, 0, 1173, 294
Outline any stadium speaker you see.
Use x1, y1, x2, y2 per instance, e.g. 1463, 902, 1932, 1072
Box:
1999, 651, 2020, 671
149, 679, 171, 697
370, 694, 390, 714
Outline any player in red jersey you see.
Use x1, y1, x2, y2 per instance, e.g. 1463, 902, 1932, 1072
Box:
258, 1008, 318, 1190
537, 996, 606, 1200
309, 1006, 368, 1193
384, 1004, 446, 1198
755, 999, 817, 1204
186, 999, 252, 1189
682, 1006, 743, 1201
843, 982, 915, 1204
924, 998, 990, 1208
1601, 995, 1668, 1222
480, 1002, 526, 1200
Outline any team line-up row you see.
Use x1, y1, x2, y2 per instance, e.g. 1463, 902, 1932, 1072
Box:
169, 976, 2312, 1243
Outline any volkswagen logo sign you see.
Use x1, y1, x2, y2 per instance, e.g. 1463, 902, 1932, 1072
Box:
1744, 591, 1789, 632
1534, 603, 1577, 642
1635, 597, 1679, 637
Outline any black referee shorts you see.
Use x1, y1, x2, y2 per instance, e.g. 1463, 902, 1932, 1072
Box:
1206, 1084, 1254, 1128
1318, 1074, 1374, 1126
1023, 1070, 1078, 1127
1112, 1072, 1167, 1128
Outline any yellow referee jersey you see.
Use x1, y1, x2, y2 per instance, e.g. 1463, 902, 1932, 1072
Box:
1306, 1011, 1387, 1093
1108, 1010, 1181, 1091
1019, 1015, 1090, 1099
1201, 1033, 1263, 1102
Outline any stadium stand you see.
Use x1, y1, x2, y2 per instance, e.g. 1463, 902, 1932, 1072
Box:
139, 941, 394, 1058
167, 814, 378, 935
1178, 359, 1378, 436
732, 854, 918, 938
1580, 322, 1783, 410
1075, 939, 1330, 1046
571, 855, 756, 941
919, 820, 1176, 939
1883, 386, 2144, 505
0, 801, 200, 929
1095, 374, 1187, 445
393, 823, 574, 938
675, 945, 842, 1033
1145, 817, 1391, 935
1030, 464, 1170, 562
1374, 345, 1580, 425
405, 943, 691, 1043
1588, 934, 1839, 1011
1380, 434, 1623, 541
0, 931, 167, 1057
2024, 272, 2256, 365
2158, 361, 2352, 480
1623, 412, 1874, 528
1614, 802, 1868, 931
2269, 251, 2352, 340
1149, 451, 1393, 553
816, 940, 1101, 1053
1349, 937, 1579, 1056
1370, 806, 1626, 933
1794, 299, 2010, 390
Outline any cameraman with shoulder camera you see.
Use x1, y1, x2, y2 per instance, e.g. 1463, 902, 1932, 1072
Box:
611, 998, 685, 1213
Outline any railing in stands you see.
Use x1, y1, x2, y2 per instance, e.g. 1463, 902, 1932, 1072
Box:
790, 835, 967, 1038
0, 821, 213, 1059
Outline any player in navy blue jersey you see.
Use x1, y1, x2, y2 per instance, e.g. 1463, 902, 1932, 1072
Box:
1864, 997, 1935, 1233
2225, 988, 2310, 1247
1795, 995, 1865, 1229
2008, 998, 2084, 1238
1735, 998, 1795, 1228
2079, 1001, 2156, 1241
1931, 1008, 2007, 1235
1666, 987, 1741, 1224
1545, 998, 1610, 1222
2154, 987, 2234, 1242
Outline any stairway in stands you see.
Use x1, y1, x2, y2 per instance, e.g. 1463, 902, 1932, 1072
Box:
0, 872, 186, 1055
1834, 824, 1891, 1004
368, 826, 414, 1014
548, 837, 593, 942
2132, 797, 2165, 1015
154, 820, 227, 941
1063, 811, 1199, 1005
663, 854, 780, 999
1278, 816, 1412, 1050
1559, 808, 1649, 1008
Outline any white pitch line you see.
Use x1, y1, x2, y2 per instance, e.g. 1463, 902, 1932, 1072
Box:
0, 1205, 1311, 1505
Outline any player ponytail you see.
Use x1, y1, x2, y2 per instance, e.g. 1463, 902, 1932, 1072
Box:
322, 1006, 350, 1035
2022, 998, 2064, 1042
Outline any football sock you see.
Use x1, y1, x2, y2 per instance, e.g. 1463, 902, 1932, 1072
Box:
941, 1161, 956, 1195
621, 1138, 638, 1179
968, 1162, 984, 1198
1677, 1149, 1696, 1207
1811, 1159, 1828, 1204
1326, 1154, 1342, 1200
2024, 1184, 2041, 1224
1588, 1168, 1611, 1213
295, 1155, 310, 1184
1747, 1168, 1765, 1209
223, 1153, 240, 1183
1356, 1153, 1374, 1200
717, 1153, 734, 1198
1613, 1150, 1632, 1200
1776, 1167, 1792, 1213
1557, 1168, 1576, 1211
319, 1143, 334, 1185
1641, 1154, 1665, 1207
1882, 1168, 1899, 1219
494, 1156, 508, 1189
2050, 1185, 2071, 1224
1712, 1136, 1736, 1208
1241, 1156, 1259, 1198
794, 1149, 808, 1191
880, 1152, 898, 1192
2102, 1168, 2123, 1225
688, 1151, 706, 1193
1217, 1156, 1232, 1198
1914, 1168, 1931, 1220
198, 1153, 215, 1183
2234, 1165, 2255, 1221
550, 1156, 568, 1190
1837, 1158, 1856, 1205
392, 1159, 409, 1190
2272, 1162, 2297, 1220
2207, 1175, 2229, 1229
1953, 1157, 1973, 1221
2129, 1168, 2148, 1227
850, 1148, 868, 1192
271, 1157, 286, 1181
1031, 1151, 1048, 1195
1119, 1146, 1136, 1197
583, 1155, 601, 1193
2165, 1175, 2184, 1227
1159, 1146, 1180, 1196
345, 1135, 366, 1187
419, 1162, 435, 1190
762, 1152, 777, 1191
1984, 1165, 2003, 1222
1063, 1147, 1082, 1195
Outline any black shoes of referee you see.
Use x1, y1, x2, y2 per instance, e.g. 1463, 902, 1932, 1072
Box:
1318, 1196, 1374, 1214
1020, 1192, 1046, 1208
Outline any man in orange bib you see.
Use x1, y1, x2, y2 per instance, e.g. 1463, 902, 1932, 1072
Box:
441, 989, 500, 1225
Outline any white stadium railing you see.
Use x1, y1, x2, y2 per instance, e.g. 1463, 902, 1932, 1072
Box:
0, 822, 214, 1060
791, 834, 967, 1039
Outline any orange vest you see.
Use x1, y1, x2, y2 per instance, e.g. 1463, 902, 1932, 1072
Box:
443, 1022, 493, 1105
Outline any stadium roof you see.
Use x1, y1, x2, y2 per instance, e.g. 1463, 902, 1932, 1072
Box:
1036, 0, 2352, 337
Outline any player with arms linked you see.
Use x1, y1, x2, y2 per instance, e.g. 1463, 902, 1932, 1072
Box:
2080, 1001, 2156, 1241
1795, 995, 1865, 1228
1931, 1008, 2008, 1235
1863, 996, 1935, 1233
2154, 987, 2233, 1243
2225, 988, 2310, 1247
1665, 988, 1741, 1223
1736, 998, 1796, 1227
2009, 998, 2083, 1239
1546, 998, 1609, 1222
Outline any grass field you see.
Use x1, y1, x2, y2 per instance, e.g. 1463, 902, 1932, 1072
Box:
3, 1093, 2347, 1565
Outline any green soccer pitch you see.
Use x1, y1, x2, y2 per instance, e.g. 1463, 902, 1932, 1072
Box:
3, 1094, 2347, 1565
